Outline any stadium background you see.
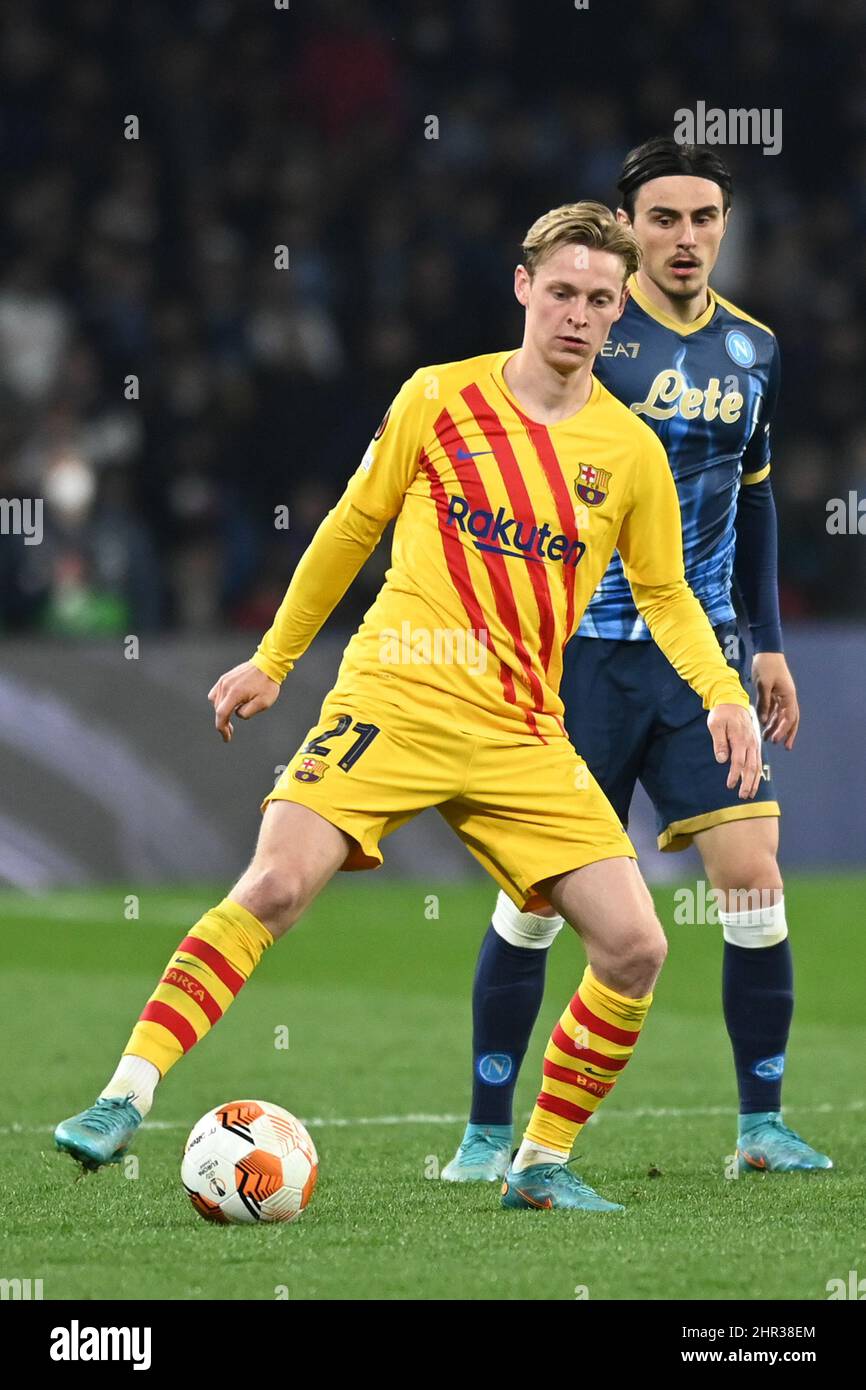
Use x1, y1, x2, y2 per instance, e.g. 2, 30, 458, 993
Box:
1, 0, 865, 1306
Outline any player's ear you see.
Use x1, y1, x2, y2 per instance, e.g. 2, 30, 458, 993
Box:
514, 264, 531, 307
615, 206, 631, 227
720, 205, 731, 240
612, 281, 629, 322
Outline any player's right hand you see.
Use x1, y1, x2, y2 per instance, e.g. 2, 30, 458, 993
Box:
208, 661, 281, 743
706, 703, 762, 800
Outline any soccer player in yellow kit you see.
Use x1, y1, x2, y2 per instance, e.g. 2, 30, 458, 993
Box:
55, 202, 761, 1212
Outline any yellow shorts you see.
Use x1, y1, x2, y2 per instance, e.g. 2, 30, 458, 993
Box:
263, 691, 635, 912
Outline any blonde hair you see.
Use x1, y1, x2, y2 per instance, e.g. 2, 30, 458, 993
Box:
521, 201, 641, 279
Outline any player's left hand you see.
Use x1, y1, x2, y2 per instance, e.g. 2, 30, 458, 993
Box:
752, 652, 800, 750
707, 703, 762, 800
207, 660, 281, 743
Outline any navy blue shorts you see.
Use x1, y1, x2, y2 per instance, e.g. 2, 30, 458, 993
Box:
560, 623, 780, 851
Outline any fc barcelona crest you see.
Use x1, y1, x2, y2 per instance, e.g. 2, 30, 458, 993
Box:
575, 463, 611, 507
293, 756, 328, 784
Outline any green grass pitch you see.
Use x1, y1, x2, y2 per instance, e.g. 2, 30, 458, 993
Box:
1, 875, 864, 1301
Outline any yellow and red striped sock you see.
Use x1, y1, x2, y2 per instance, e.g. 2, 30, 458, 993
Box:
123, 898, 273, 1078
525, 965, 653, 1155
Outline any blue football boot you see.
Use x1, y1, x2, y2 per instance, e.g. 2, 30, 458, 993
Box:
55, 1094, 142, 1171
737, 1112, 833, 1173
441, 1123, 512, 1182
501, 1159, 623, 1211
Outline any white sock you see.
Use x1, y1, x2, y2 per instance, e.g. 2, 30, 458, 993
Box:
720, 893, 787, 948
492, 890, 565, 949
99, 1055, 160, 1117
513, 1139, 569, 1172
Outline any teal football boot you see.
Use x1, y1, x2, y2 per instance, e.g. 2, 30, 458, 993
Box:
737, 1112, 833, 1173
500, 1160, 623, 1211
441, 1123, 512, 1182
55, 1094, 143, 1171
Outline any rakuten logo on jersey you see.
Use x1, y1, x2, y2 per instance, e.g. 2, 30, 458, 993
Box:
446, 495, 586, 567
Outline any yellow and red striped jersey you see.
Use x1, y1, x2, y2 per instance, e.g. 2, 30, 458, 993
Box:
252, 350, 748, 741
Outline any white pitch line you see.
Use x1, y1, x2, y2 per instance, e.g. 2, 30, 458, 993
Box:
6, 1098, 864, 1139
0, 899, 213, 923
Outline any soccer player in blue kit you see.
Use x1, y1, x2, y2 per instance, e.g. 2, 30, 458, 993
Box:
444, 137, 832, 1181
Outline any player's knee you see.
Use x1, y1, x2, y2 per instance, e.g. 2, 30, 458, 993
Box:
233, 865, 310, 937
628, 910, 667, 978
712, 849, 785, 944
632, 918, 668, 978
714, 851, 783, 897
604, 915, 667, 995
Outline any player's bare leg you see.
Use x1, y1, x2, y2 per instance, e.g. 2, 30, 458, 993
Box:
694, 818, 832, 1172
229, 802, 354, 940
502, 856, 666, 1211
55, 803, 352, 1169
546, 856, 666, 996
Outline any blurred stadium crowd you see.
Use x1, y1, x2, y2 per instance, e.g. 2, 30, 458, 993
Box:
1, 0, 864, 638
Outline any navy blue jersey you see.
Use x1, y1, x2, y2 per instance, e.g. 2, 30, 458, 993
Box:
580, 276, 779, 639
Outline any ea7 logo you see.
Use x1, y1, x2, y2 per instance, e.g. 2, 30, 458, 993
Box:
50, 1321, 152, 1371
600, 340, 640, 359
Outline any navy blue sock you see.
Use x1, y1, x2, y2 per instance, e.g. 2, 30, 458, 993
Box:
722, 939, 794, 1114
469, 924, 548, 1126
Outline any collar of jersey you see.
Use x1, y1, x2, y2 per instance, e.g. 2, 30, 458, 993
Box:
492, 350, 601, 428
626, 274, 717, 337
